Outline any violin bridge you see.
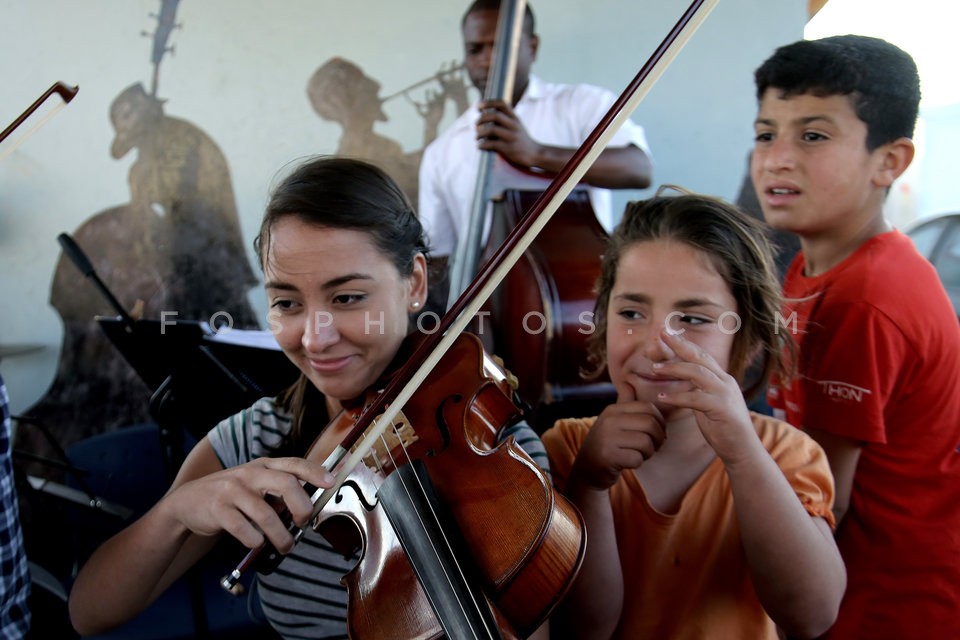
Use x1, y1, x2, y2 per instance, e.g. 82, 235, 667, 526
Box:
355, 411, 419, 472
489, 353, 519, 391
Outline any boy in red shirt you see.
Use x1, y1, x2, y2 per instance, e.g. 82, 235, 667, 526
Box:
753, 35, 960, 639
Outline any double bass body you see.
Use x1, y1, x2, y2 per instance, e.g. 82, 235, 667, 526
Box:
485, 189, 615, 428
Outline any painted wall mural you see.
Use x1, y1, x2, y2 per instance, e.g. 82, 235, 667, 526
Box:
15, 0, 471, 467
307, 56, 469, 207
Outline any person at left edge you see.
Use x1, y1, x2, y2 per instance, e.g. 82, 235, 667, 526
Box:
66, 156, 551, 639
0, 373, 31, 639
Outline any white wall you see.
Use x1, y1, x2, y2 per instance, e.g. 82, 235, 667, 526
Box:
0, 0, 806, 414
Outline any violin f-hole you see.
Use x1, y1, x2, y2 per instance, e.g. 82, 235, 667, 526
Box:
430, 393, 463, 454
336, 478, 379, 513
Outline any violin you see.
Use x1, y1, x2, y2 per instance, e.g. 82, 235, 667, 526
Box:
225, 331, 583, 638
309, 332, 584, 638
222, 1, 718, 637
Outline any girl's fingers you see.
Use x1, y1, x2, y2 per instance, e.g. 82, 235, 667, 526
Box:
217, 509, 268, 549
660, 327, 710, 363
655, 387, 713, 414
251, 459, 335, 527
616, 380, 637, 404
657, 329, 725, 383
612, 405, 667, 453
213, 459, 331, 538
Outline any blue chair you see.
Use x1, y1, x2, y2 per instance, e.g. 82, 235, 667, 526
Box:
59, 423, 277, 640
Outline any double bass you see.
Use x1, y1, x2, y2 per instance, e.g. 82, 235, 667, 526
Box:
444, 0, 625, 427
486, 188, 613, 428
222, 1, 718, 637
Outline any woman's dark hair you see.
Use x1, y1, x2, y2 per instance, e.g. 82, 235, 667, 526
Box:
585, 187, 793, 400
256, 156, 428, 451
256, 155, 427, 276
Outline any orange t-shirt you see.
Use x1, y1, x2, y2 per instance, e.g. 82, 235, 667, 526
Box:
542, 412, 835, 640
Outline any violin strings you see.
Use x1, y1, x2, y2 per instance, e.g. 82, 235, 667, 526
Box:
381, 423, 490, 639
379, 419, 494, 640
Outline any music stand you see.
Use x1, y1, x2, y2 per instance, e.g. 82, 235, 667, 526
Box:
55, 232, 295, 637
97, 317, 299, 480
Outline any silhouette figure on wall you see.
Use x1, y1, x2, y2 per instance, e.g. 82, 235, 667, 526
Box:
19, 83, 259, 466
307, 56, 470, 207
109, 82, 258, 325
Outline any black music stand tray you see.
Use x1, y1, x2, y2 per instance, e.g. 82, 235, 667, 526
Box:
97, 317, 299, 480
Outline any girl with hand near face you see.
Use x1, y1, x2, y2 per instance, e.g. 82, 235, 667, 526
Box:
67, 156, 550, 639
542, 190, 846, 640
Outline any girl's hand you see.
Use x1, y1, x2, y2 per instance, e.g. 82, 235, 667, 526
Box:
166, 457, 335, 553
652, 328, 756, 463
570, 383, 666, 491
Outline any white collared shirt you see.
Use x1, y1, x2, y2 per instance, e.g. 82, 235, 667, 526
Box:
418, 75, 652, 256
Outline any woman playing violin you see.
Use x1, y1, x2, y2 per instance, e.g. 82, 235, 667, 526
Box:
67, 156, 551, 639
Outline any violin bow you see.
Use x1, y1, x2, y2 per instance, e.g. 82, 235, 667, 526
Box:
223, 0, 718, 591
0, 82, 79, 161
314, 0, 719, 513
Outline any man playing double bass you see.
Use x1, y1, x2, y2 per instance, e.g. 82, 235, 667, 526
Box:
417, 0, 654, 309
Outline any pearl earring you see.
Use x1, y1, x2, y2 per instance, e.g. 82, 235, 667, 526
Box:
411, 301, 421, 310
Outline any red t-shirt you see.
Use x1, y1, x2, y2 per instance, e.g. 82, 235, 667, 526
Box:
768, 230, 960, 638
